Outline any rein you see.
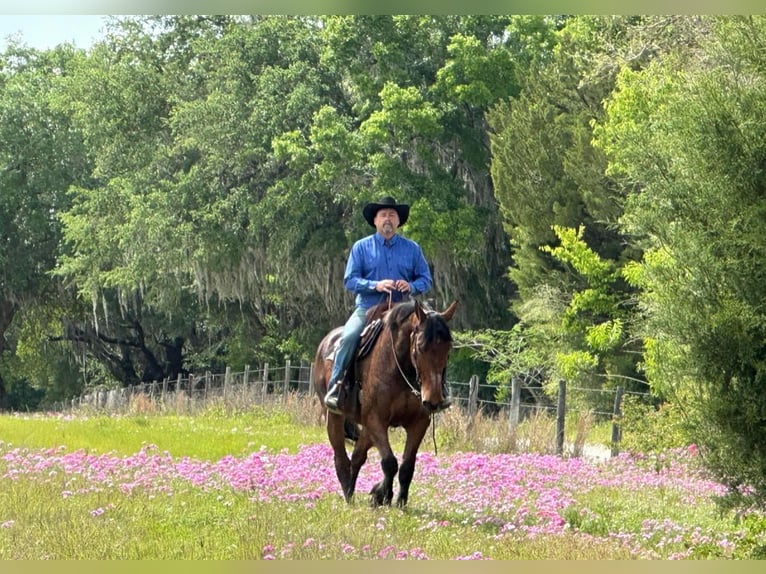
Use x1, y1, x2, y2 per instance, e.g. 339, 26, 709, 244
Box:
386, 292, 421, 397
389, 324, 421, 396
431, 413, 438, 455
386, 292, 439, 455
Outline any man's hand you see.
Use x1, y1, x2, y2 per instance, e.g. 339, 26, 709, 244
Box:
375, 279, 396, 293
375, 279, 410, 293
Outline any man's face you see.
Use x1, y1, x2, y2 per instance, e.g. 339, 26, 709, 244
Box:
374, 208, 400, 237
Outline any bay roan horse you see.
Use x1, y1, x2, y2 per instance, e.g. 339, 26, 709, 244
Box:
313, 298, 458, 507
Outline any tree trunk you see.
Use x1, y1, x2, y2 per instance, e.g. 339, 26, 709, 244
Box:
0, 299, 19, 411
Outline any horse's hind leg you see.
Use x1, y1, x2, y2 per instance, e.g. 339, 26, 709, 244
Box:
327, 412, 353, 502
396, 417, 430, 508
346, 431, 372, 500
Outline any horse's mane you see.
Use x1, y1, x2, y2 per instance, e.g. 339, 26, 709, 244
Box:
385, 299, 417, 328
423, 312, 452, 344
371, 299, 452, 345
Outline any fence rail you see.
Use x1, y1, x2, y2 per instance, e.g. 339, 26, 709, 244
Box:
56, 359, 650, 458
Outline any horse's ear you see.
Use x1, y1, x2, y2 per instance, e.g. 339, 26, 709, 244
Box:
440, 300, 458, 322
413, 299, 428, 323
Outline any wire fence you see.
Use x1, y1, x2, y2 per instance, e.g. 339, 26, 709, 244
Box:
55, 359, 652, 457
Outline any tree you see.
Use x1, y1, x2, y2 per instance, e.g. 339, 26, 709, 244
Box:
2, 15, 562, 404
594, 15, 766, 507
487, 16, 707, 406
0, 43, 93, 406
316, 15, 518, 327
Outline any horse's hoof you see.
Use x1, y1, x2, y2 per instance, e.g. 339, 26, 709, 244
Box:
369, 485, 388, 507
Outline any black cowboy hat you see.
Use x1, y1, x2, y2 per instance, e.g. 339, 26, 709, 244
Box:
362, 196, 410, 227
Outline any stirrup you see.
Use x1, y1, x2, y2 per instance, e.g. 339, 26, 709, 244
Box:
324, 382, 343, 414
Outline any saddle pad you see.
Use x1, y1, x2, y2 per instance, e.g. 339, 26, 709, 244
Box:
324, 318, 384, 363
357, 318, 384, 359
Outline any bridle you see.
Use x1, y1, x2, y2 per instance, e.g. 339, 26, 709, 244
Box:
384, 291, 421, 396
385, 293, 445, 454
390, 317, 422, 397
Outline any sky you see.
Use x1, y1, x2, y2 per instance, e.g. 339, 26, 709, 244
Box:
0, 15, 109, 51
0, 5, 758, 53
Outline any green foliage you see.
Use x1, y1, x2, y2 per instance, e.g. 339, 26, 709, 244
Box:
434, 33, 518, 107
732, 513, 766, 559
445, 345, 490, 394
361, 82, 442, 143
488, 17, 629, 303
554, 350, 599, 383
619, 396, 692, 454
2, 304, 85, 404
526, 226, 641, 400
594, 15, 766, 507
452, 326, 542, 402
585, 319, 623, 352
541, 226, 620, 341
505, 15, 563, 71
487, 17, 714, 414
542, 226, 616, 284
0, 45, 89, 299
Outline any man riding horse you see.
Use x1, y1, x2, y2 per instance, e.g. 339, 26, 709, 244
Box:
323, 195, 452, 414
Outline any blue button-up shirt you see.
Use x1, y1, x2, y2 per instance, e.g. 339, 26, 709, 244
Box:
344, 232, 433, 309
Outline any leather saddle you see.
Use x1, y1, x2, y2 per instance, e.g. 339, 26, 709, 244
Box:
325, 317, 385, 415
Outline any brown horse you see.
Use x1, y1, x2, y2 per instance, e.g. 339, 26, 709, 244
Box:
313, 298, 458, 507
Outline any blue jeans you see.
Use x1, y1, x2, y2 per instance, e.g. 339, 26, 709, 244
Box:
329, 306, 368, 385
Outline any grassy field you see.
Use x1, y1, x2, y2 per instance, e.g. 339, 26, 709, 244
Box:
0, 393, 764, 559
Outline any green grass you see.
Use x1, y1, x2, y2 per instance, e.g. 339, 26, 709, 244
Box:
0, 475, 637, 559
1, 396, 762, 559
0, 405, 326, 458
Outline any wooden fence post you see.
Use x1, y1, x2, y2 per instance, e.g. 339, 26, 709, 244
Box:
468, 375, 479, 418
611, 386, 624, 458
556, 379, 566, 456
308, 362, 314, 395
243, 365, 250, 403
223, 366, 231, 401
261, 363, 269, 402
509, 376, 521, 429
466, 374, 479, 433
283, 359, 291, 401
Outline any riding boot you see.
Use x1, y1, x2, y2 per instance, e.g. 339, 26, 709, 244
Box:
324, 380, 343, 414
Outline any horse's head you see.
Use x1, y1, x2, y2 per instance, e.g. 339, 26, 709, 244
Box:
408, 300, 458, 412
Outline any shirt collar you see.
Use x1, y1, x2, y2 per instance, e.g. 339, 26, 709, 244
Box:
375, 232, 398, 246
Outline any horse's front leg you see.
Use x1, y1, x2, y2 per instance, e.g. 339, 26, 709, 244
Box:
367, 424, 397, 507
396, 416, 431, 508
